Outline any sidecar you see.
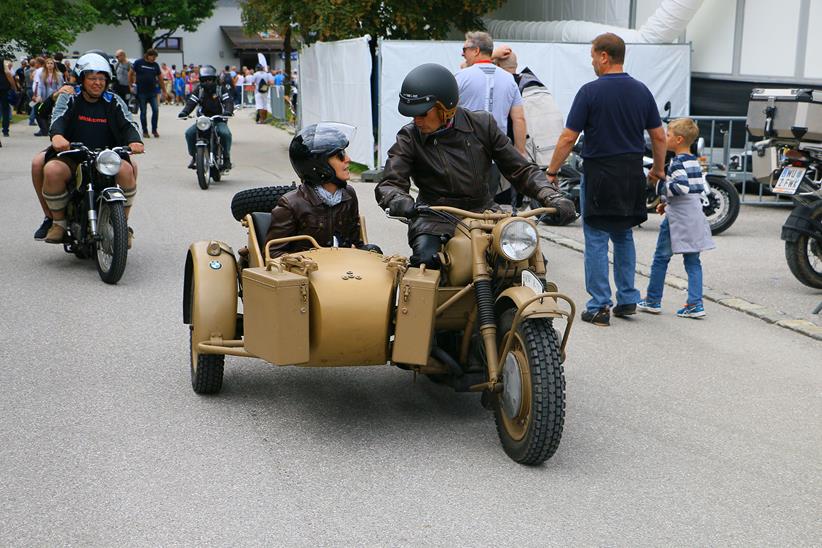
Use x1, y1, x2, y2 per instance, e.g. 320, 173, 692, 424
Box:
183, 190, 575, 465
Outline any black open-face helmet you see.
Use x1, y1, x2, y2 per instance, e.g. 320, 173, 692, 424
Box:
398, 63, 459, 117
289, 123, 355, 187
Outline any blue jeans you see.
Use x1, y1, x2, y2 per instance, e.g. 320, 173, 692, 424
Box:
580, 178, 640, 311
137, 92, 159, 133
645, 218, 703, 306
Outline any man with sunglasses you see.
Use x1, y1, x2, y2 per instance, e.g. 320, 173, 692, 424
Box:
376, 63, 575, 269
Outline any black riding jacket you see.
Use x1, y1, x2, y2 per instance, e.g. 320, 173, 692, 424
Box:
179, 83, 234, 117
49, 88, 142, 147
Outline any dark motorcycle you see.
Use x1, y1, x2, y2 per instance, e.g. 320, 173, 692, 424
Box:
192, 114, 230, 190
55, 144, 131, 284
747, 88, 822, 289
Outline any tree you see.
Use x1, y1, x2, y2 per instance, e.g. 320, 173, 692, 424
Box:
240, 0, 299, 96
0, 0, 99, 58
90, 0, 217, 54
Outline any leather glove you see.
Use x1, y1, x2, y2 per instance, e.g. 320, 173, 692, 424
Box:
388, 196, 417, 219
537, 188, 577, 225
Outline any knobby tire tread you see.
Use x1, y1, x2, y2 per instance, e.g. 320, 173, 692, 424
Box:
230, 184, 296, 221
96, 201, 128, 285
784, 205, 822, 288
189, 330, 224, 394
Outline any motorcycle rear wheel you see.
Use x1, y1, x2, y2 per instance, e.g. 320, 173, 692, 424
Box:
95, 201, 128, 284
196, 147, 210, 190
704, 175, 740, 235
785, 205, 822, 289
493, 308, 565, 465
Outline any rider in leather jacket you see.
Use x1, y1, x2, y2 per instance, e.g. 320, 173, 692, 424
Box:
375, 63, 576, 268
178, 64, 234, 170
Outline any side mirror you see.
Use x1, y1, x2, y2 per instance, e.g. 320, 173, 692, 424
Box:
696, 137, 705, 157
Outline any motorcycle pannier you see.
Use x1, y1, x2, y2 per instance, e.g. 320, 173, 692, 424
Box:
392, 267, 440, 366
746, 88, 822, 141
242, 267, 309, 365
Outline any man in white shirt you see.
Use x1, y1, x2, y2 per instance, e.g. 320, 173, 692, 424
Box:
250, 64, 274, 123
456, 31, 527, 196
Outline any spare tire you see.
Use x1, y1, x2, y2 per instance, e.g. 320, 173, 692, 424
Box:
230, 183, 297, 221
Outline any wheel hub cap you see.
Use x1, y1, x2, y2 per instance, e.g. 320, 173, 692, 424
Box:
501, 352, 522, 419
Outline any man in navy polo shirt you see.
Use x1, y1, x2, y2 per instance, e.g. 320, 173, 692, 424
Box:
129, 48, 168, 138
546, 32, 666, 327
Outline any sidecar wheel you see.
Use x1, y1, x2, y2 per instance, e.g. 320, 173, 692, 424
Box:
493, 309, 565, 465
189, 329, 224, 394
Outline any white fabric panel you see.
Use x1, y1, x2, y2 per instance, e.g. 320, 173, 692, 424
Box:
805, 0, 822, 79
686, 0, 736, 74
300, 36, 375, 168
740, 0, 800, 77
379, 40, 690, 166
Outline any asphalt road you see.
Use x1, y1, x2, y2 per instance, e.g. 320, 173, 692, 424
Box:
1, 106, 820, 546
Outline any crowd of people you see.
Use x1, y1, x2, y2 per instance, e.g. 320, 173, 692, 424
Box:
3, 30, 712, 325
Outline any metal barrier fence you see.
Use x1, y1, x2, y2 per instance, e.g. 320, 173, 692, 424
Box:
236, 85, 293, 124
690, 115, 790, 206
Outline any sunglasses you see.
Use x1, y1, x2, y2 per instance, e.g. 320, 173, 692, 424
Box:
331, 150, 346, 161
462, 46, 477, 53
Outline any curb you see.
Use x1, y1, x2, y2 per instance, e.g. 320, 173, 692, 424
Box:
537, 225, 822, 342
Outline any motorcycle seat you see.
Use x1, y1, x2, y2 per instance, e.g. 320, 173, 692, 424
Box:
251, 212, 272, 255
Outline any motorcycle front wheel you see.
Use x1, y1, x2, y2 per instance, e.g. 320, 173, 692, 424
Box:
95, 201, 128, 284
704, 175, 740, 235
211, 143, 222, 182
493, 308, 565, 466
196, 146, 210, 190
785, 204, 822, 289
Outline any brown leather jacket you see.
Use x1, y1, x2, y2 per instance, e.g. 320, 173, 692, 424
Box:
265, 184, 362, 258
375, 107, 555, 240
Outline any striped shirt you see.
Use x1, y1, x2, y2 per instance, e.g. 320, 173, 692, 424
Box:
657, 153, 705, 198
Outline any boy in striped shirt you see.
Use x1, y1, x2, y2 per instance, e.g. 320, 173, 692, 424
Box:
638, 118, 715, 318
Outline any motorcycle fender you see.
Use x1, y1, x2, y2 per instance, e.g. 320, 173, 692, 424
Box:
494, 286, 564, 320
183, 241, 238, 346
195, 140, 208, 147
781, 204, 822, 242
99, 187, 126, 202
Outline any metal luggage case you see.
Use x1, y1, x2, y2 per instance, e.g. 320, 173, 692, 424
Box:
391, 267, 441, 366
746, 88, 822, 141
242, 267, 310, 365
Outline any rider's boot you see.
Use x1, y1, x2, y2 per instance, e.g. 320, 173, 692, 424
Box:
222, 155, 231, 171
44, 220, 67, 244
187, 156, 196, 169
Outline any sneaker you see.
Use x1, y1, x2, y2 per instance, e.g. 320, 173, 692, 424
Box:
44, 223, 66, 244
33, 131, 47, 137
2, 130, 8, 137
222, 159, 232, 171
677, 303, 706, 318
143, 131, 150, 139
581, 307, 610, 327
34, 217, 53, 240
152, 130, 159, 138
127, 226, 134, 249
637, 299, 662, 314
612, 303, 637, 317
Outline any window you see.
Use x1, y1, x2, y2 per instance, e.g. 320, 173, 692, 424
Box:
155, 37, 182, 51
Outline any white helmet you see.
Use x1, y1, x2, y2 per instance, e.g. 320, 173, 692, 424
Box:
74, 53, 112, 81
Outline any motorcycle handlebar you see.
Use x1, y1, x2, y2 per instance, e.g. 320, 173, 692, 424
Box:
384, 205, 557, 221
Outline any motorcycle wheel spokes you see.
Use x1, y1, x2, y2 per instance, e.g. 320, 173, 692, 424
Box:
95, 201, 128, 284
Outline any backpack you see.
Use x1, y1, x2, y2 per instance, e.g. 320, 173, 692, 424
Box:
257, 76, 270, 94
520, 85, 564, 169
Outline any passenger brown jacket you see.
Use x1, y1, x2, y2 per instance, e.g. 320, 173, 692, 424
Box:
375, 107, 555, 240
265, 184, 362, 258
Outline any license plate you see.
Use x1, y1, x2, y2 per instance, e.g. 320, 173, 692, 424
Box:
521, 270, 544, 294
772, 166, 806, 195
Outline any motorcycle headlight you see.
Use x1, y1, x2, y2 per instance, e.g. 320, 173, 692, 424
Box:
95, 149, 121, 176
196, 116, 212, 131
493, 218, 539, 261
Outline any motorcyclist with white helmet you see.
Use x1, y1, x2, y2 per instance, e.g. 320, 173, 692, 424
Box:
39, 52, 144, 244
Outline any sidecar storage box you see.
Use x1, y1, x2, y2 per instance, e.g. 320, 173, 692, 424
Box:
746, 88, 822, 141
392, 267, 441, 366
242, 267, 309, 365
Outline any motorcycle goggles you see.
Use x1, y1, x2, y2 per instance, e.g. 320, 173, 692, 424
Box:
399, 93, 436, 117
298, 122, 356, 155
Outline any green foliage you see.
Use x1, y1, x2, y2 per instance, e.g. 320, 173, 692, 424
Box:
241, 0, 505, 46
0, 0, 99, 58
90, 0, 217, 52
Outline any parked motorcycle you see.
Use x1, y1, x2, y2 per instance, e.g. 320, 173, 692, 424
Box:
747, 88, 822, 289
55, 144, 131, 284
189, 114, 230, 190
